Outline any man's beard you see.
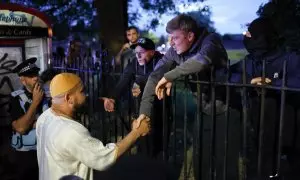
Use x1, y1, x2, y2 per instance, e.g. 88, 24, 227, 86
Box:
73, 102, 87, 114
26, 82, 37, 92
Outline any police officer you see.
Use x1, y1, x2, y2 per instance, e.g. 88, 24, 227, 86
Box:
9, 57, 45, 180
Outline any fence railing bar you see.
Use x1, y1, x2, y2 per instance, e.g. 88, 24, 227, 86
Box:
210, 67, 217, 180
188, 81, 300, 92
241, 57, 248, 180
257, 59, 266, 178
52, 66, 100, 73
196, 74, 204, 180
162, 91, 168, 161
172, 83, 177, 165
272, 56, 288, 179
183, 80, 188, 180
223, 60, 231, 180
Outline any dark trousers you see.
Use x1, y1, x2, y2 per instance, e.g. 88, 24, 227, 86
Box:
248, 96, 300, 179
138, 99, 171, 158
193, 108, 241, 180
11, 150, 38, 180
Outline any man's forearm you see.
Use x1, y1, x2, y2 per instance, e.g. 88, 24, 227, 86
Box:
164, 59, 208, 81
12, 102, 39, 134
139, 74, 161, 117
116, 130, 140, 158
115, 53, 122, 65
115, 48, 126, 65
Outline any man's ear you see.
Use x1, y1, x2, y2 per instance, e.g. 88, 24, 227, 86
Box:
20, 76, 26, 85
65, 93, 73, 104
150, 50, 155, 56
187, 32, 195, 42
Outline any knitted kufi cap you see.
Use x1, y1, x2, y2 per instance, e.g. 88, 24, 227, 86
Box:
50, 73, 82, 98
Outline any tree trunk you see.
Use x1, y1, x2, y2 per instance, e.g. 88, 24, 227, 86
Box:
94, 0, 128, 56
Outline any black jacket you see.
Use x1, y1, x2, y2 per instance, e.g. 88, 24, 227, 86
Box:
109, 51, 163, 99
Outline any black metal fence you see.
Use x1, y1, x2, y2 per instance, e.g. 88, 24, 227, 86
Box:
51, 50, 300, 180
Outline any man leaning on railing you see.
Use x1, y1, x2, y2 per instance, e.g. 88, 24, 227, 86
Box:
133, 14, 232, 179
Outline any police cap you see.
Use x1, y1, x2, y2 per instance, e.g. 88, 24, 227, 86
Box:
12, 57, 40, 77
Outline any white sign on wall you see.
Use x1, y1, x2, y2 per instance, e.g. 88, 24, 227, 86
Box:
0, 10, 48, 27
25, 38, 48, 73
0, 47, 23, 126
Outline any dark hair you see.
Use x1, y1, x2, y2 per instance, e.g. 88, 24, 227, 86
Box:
40, 68, 58, 83
56, 46, 65, 57
126, 26, 139, 33
59, 175, 83, 180
166, 14, 198, 35
95, 155, 177, 180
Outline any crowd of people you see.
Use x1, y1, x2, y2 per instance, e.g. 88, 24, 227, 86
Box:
2, 12, 300, 180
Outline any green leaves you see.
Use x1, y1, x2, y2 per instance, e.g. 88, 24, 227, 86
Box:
257, 0, 300, 50
129, 0, 210, 30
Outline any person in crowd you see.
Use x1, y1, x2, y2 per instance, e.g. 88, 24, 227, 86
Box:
132, 14, 243, 180
9, 57, 45, 180
67, 38, 82, 67
40, 68, 59, 110
230, 17, 300, 179
135, 14, 228, 121
102, 37, 163, 113
101, 37, 165, 157
115, 26, 140, 69
36, 73, 150, 180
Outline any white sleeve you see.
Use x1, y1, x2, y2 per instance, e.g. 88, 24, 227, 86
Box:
60, 127, 118, 171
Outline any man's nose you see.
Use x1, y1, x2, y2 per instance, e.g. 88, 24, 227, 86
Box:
170, 39, 175, 46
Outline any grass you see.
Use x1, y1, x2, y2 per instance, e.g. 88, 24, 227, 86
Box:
226, 49, 248, 64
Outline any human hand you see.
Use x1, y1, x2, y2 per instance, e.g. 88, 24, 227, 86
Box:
122, 43, 130, 51
101, 97, 115, 112
132, 87, 141, 97
155, 77, 172, 100
132, 117, 151, 136
32, 83, 44, 106
250, 77, 272, 85
133, 114, 150, 129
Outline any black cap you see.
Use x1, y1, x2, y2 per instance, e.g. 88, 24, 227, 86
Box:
131, 37, 155, 50
12, 57, 40, 77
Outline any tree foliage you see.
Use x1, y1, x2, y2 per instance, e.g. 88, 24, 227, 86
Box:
186, 7, 215, 32
140, 30, 160, 44
257, 0, 300, 50
5, 0, 214, 42
128, 0, 208, 29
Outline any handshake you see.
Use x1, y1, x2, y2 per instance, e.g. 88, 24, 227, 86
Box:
131, 114, 151, 137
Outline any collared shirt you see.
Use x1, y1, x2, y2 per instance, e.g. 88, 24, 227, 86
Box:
36, 109, 118, 180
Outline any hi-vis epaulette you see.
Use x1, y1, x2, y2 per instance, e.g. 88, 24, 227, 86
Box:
11, 90, 25, 97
